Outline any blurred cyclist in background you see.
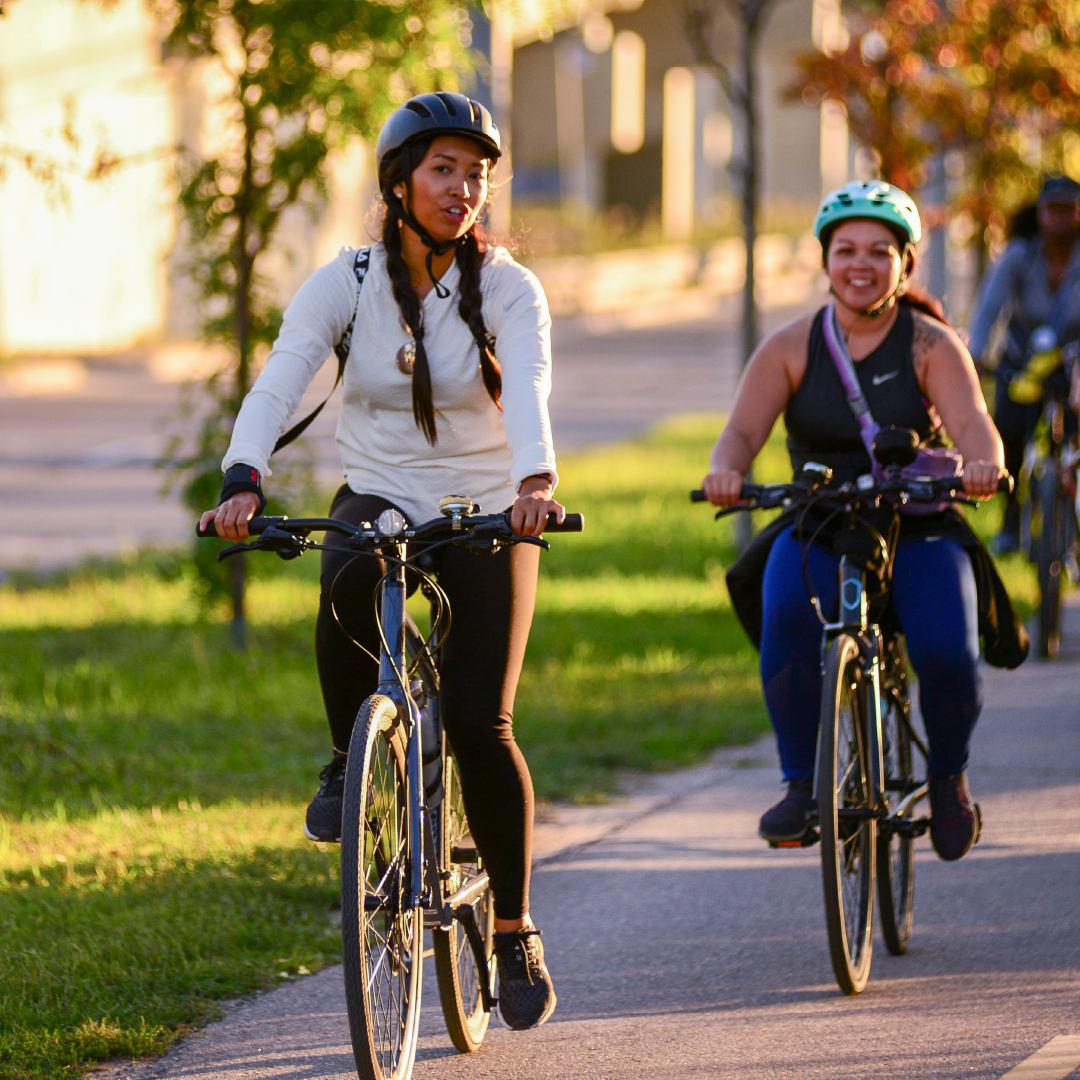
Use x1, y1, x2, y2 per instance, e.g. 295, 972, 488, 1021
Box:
967, 175, 1080, 554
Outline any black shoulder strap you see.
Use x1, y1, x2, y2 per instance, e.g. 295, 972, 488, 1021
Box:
273, 246, 371, 455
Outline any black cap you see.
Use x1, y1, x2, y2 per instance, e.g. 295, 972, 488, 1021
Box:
1038, 176, 1080, 204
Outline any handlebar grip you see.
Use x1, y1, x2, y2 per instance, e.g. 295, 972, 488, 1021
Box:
998, 475, 1014, 495
691, 485, 764, 504
196, 517, 270, 538
544, 512, 584, 532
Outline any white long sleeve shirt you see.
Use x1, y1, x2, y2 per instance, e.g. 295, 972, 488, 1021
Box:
223, 243, 559, 524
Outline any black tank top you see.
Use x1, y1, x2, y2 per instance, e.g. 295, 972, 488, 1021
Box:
785, 305, 939, 482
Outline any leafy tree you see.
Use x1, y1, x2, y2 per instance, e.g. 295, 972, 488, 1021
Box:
154, 0, 474, 641
789, 0, 1080, 263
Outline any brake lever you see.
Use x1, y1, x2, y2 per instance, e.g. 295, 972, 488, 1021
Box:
714, 502, 754, 520
217, 526, 309, 562
217, 541, 259, 562
517, 535, 551, 551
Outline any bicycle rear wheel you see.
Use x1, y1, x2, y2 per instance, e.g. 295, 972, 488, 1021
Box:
876, 672, 915, 956
817, 634, 876, 995
341, 695, 423, 1080
1035, 466, 1066, 658
433, 747, 495, 1052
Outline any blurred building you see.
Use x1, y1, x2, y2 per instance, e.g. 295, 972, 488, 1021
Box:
0, 0, 848, 359
504, 0, 849, 244
0, 0, 366, 360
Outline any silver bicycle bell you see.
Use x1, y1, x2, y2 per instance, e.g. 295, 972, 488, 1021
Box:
439, 494, 475, 530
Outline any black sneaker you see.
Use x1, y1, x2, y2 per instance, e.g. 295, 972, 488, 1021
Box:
929, 773, 982, 861
304, 753, 347, 842
493, 928, 557, 1030
759, 778, 816, 842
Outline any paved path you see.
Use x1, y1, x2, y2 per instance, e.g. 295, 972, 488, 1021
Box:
0, 297, 809, 571
105, 618, 1080, 1080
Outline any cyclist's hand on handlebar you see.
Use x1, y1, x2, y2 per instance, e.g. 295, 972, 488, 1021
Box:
962, 460, 1006, 500
199, 492, 261, 542
702, 470, 745, 507
511, 480, 565, 537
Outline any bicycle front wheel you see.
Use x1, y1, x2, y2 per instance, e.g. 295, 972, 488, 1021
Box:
817, 634, 876, 995
341, 695, 423, 1080
876, 678, 915, 956
433, 748, 495, 1052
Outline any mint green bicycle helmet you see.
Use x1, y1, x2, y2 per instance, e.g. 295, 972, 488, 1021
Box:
813, 180, 922, 246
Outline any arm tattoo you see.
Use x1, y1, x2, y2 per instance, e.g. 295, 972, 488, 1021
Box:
911, 316, 947, 371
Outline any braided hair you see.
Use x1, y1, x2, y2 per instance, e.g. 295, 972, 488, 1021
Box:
379, 137, 502, 445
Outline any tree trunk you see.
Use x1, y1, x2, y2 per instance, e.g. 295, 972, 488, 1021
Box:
230, 110, 257, 648
734, 4, 763, 554
739, 9, 760, 372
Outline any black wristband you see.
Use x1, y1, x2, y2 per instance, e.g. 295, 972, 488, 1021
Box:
219, 463, 266, 513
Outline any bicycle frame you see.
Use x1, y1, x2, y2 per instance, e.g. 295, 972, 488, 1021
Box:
817, 556, 928, 832
375, 542, 496, 1012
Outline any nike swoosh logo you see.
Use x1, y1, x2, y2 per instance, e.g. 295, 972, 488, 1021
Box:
872, 371, 899, 385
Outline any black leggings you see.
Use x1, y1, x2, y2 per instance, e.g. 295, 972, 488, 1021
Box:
315, 489, 539, 920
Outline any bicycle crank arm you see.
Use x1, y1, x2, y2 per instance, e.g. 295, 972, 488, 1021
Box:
892, 781, 929, 820
451, 902, 497, 1014
442, 870, 490, 921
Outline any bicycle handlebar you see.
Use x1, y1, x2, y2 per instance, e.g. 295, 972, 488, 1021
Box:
196, 510, 584, 541
689, 473, 1013, 506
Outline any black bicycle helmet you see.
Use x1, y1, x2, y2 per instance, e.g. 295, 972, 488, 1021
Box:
375, 92, 501, 174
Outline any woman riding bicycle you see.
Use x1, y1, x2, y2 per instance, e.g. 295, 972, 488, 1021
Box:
200, 92, 560, 1030
701, 181, 1027, 862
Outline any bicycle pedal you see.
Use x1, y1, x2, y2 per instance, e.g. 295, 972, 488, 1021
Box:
894, 817, 930, 839
768, 828, 819, 849
450, 844, 478, 862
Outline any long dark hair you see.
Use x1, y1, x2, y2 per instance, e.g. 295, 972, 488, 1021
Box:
898, 288, 948, 325
378, 137, 502, 444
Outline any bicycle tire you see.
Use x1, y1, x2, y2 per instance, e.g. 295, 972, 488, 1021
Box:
1035, 465, 1065, 658
876, 658, 915, 956
817, 634, 876, 995
341, 694, 423, 1080
433, 748, 495, 1052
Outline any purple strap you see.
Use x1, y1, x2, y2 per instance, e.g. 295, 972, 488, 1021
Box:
820, 301, 885, 481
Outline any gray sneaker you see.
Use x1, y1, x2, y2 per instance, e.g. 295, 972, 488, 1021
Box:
304, 753, 347, 842
494, 928, 557, 1030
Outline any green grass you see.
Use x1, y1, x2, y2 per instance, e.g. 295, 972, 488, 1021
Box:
0, 414, 1035, 1078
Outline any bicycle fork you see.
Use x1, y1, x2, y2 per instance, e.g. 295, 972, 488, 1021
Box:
819, 558, 887, 812
375, 548, 438, 916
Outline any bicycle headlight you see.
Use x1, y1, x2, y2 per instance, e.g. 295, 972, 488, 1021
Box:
376, 508, 406, 536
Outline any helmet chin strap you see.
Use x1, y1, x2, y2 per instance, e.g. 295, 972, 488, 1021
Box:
391, 196, 467, 300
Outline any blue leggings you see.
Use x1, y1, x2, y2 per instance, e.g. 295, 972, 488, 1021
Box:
760, 528, 981, 781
